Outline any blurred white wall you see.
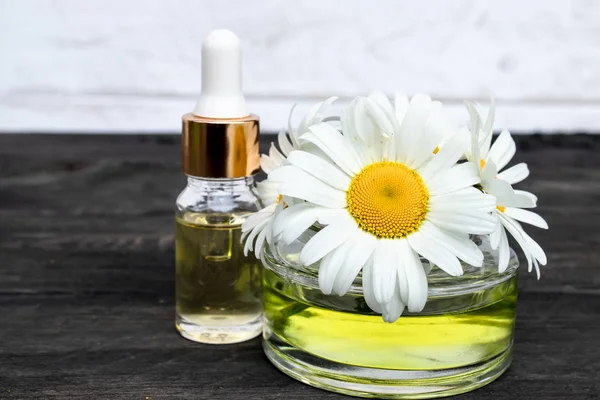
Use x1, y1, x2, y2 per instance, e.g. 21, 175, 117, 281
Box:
1, 0, 599, 133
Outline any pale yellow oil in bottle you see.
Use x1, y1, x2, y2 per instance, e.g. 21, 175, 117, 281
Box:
175, 212, 262, 344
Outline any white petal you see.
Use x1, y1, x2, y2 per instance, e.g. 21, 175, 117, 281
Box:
480, 159, 498, 182
364, 93, 395, 137
301, 102, 327, 132
242, 207, 272, 233
318, 243, 348, 295
243, 219, 268, 256
437, 228, 485, 268
367, 92, 402, 145
287, 104, 300, 148
270, 166, 346, 209
426, 211, 497, 235
520, 228, 547, 265
268, 142, 286, 164
332, 230, 377, 296
407, 230, 463, 276
315, 207, 351, 224
297, 97, 338, 135
302, 123, 364, 175
278, 128, 295, 156
490, 221, 503, 249
405, 126, 439, 170
341, 98, 363, 142
382, 284, 405, 323
397, 239, 428, 312
242, 212, 269, 234
356, 99, 384, 162
481, 99, 496, 157
287, 150, 351, 190
241, 231, 252, 247
395, 94, 432, 163
320, 96, 339, 111
396, 251, 409, 305
273, 202, 310, 236
497, 163, 529, 185
428, 197, 497, 220
533, 258, 541, 279
418, 134, 469, 183
409, 105, 454, 170
277, 180, 346, 208
281, 211, 320, 244
427, 162, 481, 195
254, 228, 268, 259
498, 226, 510, 272
430, 192, 497, 214
342, 98, 373, 151
300, 220, 354, 266
371, 240, 397, 305
405, 103, 451, 168
394, 93, 409, 124
430, 187, 497, 211
498, 213, 533, 273
503, 207, 548, 229
418, 221, 484, 267
482, 178, 513, 202
483, 178, 536, 209
504, 191, 538, 209
362, 258, 384, 314
272, 203, 329, 244
260, 155, 281, 174
488, 129, 516, 171
465, 102, 481, 162
514, 190, 538, 207
243, 232, 254, 256
256, 182, 280, 206
265, 205, 282, 245
368, 92, 397, 120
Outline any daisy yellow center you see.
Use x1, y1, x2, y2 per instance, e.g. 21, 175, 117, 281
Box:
275, 194, 283, 204
480, 158, 487, 170
346, 161, 429, 238
497, 205, 506, 213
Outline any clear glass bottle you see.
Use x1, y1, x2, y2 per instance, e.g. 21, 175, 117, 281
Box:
176, 176, 262, 344
176, 28, 262, 344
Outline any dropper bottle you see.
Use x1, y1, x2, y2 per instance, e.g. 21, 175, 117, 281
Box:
175, 29, 262, 344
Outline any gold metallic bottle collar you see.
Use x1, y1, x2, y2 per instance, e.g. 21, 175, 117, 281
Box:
181, 113, 260, 178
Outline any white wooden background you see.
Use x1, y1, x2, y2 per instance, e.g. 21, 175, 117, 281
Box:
1, 0, 599, 133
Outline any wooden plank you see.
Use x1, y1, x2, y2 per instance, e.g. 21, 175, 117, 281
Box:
0, 134, 598, 399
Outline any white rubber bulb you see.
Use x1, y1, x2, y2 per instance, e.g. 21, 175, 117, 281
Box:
193, 29, 248, 118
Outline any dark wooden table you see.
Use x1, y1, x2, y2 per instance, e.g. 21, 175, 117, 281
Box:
0, 134, 598, 399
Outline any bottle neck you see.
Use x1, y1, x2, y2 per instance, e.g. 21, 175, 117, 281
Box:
186, 175, 255, 191
177, 175, 260, 217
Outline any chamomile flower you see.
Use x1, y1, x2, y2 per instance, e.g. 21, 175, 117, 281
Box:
242, 97, 338, 258
465, 102, 548, 277
270, 93, 497, 322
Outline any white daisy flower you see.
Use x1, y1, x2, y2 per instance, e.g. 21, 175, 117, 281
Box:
465, 101, 548, 277
242, 97, 338, 258
270, 93, 497, 322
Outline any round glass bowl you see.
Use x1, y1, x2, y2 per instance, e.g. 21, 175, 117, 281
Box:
261, 234, 518, 399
